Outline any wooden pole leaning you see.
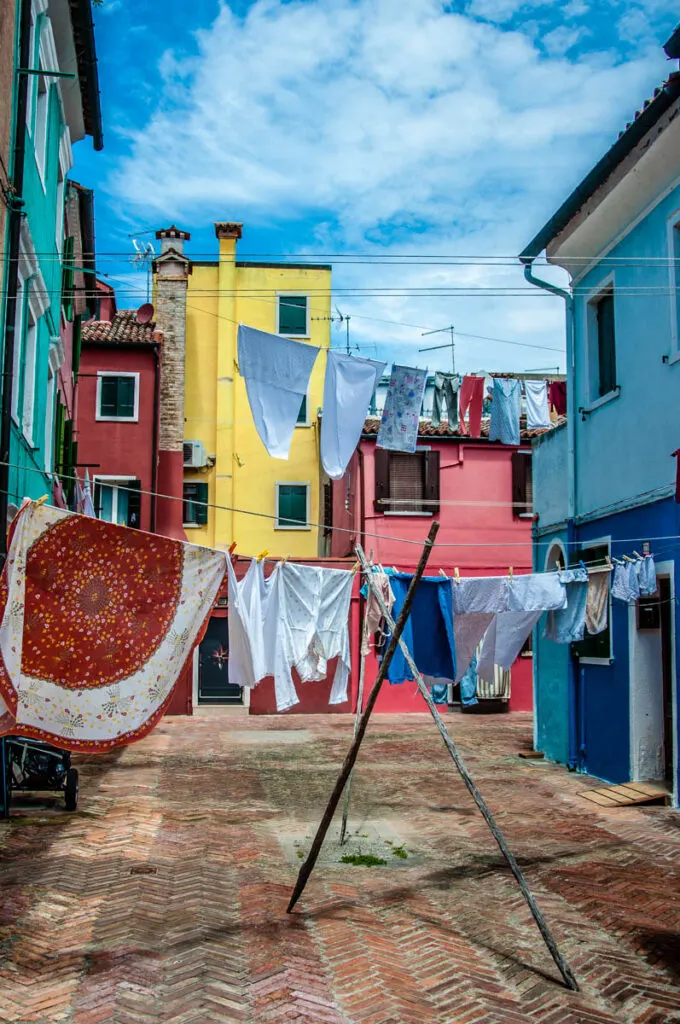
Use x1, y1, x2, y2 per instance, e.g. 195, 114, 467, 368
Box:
356, 547, 579, 993
286, 520, 439, 913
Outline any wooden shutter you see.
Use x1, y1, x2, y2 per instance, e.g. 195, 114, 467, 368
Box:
195, 482, 209, 525
511, 451, 531, 517
423, 450, 440, 515
374, 448, 390, 512
127, 481, 142, 529
61, 236, 75, 321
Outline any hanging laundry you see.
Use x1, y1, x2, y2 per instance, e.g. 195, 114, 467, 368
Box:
237, 324, 320, 459
321, 351, 385, 480
257, 562, 353, 712
452, 571, 567, 678
611, 561, 640, 604
458, 375, 485, 438
636, 555, 657, 597
376, 364, 427, 454
227, 557, 271, 688
361, 569, 395, 656
384, 574, 456, 685
543, 567, 588, 643
422, 678, 450, 705
82, 468, 96, 517
489, 378, 522, 446
524, 380, 551, 430
459, 651, 479, 707
477, 611, 541, 681
0, 501, 226, 751
431, 371, 460, 430
585, 568, 610, 635
549, 380, 567, 416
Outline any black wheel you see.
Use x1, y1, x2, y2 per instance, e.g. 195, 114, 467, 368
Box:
64, 768, 78, 811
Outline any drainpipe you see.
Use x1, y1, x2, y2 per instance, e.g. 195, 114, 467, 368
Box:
150, 343, 161, 533
521, 258, 579, 769
0, 0, 30, 558
357, 446, 366, 554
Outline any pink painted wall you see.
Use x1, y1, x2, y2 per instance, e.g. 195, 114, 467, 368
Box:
76, 344, 159, 533
331, 437, 535, 713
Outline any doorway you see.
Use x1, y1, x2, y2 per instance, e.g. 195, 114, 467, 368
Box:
198, 616, 243, 705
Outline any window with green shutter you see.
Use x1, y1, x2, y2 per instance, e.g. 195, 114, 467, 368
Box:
297, 394, 308, 424
278, 295, 308, 336
183, 482, 209, 526
276, 484, 309, 528
98, 374, 137, 419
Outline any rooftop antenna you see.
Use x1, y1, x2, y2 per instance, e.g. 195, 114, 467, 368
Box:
311, 306, 352, 354
129, 238, 156, 302
419, 324, 456, 373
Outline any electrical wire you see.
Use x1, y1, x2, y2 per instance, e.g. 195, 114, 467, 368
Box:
3, 459, 677, 555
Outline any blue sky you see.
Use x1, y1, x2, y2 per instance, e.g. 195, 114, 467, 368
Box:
73, 0, 679, 372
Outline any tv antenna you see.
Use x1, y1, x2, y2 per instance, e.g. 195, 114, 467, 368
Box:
312, 306, 353, 355
419, 324, 456, 373
129, 238, 156, 302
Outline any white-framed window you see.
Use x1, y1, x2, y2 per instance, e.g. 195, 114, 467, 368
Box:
11, 275, 25, 423
33, 59, 49, 185
276, 294, 309, 337
668, 210, 680, 357
586, 278, 617, 403
275, 482, 310, 530
22, 314, 38, 444
44, 367, 55, 473
96, 372, 140, 422
93, 476, 141, 528
296, 392, 309, 426
572, 539, 612, 665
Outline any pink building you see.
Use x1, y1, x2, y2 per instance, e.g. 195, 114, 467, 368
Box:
328, 416, 544, 714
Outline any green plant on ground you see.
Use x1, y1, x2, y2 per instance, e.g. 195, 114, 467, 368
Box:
340, 852, 388, 867
391, 844, 408, 859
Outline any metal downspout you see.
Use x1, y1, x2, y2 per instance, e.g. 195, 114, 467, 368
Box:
521, 259, 579, 768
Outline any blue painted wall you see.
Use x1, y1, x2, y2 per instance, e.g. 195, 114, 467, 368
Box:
533, 527, 570, 765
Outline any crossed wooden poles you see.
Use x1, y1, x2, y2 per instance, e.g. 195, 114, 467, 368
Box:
286, 522, 579, 992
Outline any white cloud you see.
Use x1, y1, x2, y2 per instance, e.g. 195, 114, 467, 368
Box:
107, 0, 673, 369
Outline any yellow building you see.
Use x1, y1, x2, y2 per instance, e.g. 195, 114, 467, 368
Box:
181, 222, 331, 557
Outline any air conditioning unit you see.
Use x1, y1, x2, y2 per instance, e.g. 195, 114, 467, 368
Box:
183, 440, 208, 468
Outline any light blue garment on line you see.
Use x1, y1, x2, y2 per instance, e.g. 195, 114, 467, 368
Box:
238, 324, 320, 459
489, 378, 521, 446
543, 567, 588, 643
459, 652, 479, 706
321, 351, 385, 479
377, 364, 427, 453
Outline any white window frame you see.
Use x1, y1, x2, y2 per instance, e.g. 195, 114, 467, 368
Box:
33, 51, 49, 188
11, 274, 25, 425
583, 273, 619, 410
275, 481, 311, 531
92, 475, 137, 524
96, 371, 140, 422
25, 4, 37, 133
578, 535, 613, 666
667, 209, 680, 363
22, 313, 38, 445
276, 293, 310, 338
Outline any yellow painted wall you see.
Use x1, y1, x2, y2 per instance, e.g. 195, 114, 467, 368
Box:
181, 238, 331, 557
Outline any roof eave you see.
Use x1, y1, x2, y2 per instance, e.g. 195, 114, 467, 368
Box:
68, 0, 103, 151
519, 74, 680, 264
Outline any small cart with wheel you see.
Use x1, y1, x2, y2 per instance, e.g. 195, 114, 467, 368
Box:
3, 736, 78, 812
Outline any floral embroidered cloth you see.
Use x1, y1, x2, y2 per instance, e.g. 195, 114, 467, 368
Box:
0, 501, 226, 751
376, 364, 427, 454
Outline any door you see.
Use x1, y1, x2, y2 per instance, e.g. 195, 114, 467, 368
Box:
659, 577, 674, 785
198, 617, 243, 704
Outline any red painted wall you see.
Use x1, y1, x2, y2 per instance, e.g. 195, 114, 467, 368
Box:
76, 344, 159, 533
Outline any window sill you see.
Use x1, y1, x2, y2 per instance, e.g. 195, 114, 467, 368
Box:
666, 350, 680, 366
279, 333, 311, 341
384, 511, 433, 517
274, 524, 311, 531
581, 387, 620, 415
576, 657, 614, 666
95, 415, 139, 423
517, 513, 534, 520
295, 423, 311, 428
183, 523, 203, 529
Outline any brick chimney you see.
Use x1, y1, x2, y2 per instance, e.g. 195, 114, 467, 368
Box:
153, 226, 192, 540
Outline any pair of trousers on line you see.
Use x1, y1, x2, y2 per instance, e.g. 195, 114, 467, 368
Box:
458, 375, 484, 438
431, 372, 460, 430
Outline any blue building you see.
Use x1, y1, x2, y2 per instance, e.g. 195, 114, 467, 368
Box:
521, 28, 680, 806
0, 0, 102, 514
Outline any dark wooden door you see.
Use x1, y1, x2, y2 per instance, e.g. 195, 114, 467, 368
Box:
659, 577, 674, 784
198, 617, 243, 704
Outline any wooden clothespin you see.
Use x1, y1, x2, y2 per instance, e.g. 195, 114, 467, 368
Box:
228, 541, 237, 555
256, 549, 269, 563
439, 569, 447, 578
454, 567, 461, 583
623, 554, 635, 563
351, 561, 361, 575
36, 495, 49, 506
633, 551, 642, 560
605, 554, 612, 569
281, 553, 290, 566
508, 565, 514, 578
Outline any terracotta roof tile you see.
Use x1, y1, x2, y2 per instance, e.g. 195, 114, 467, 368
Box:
361, 415, 566, 442
81, 309, 163, 345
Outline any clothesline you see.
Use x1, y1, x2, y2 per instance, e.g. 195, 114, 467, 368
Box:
3, 460, 677, 554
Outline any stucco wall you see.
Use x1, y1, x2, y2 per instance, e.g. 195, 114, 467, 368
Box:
532, 424, 568, 530
573, 183, 680, 519
77, 345, 158, 532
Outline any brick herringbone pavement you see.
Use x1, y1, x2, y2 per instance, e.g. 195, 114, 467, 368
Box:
1, 712, 679, 1023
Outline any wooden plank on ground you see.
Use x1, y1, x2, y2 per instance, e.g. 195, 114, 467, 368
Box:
581, 780, 670, 808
